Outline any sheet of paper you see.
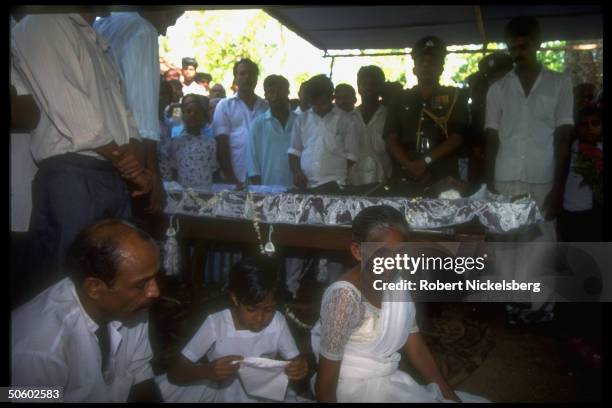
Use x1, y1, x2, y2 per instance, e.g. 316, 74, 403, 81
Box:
236, 357, 290, 401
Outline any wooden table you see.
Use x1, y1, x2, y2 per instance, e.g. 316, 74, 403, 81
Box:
175, 215, 486, 303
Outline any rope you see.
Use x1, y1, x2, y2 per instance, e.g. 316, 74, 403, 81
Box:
415, 88, 459, 151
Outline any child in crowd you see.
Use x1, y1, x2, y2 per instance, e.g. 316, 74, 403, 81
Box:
559, 106, 603, 241
334, 83, 357, 113
157, 256, 309, 402
159, 94, 218, 189
163, 79, 184, 132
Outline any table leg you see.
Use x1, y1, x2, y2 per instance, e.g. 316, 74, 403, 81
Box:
191, 240, 209, 306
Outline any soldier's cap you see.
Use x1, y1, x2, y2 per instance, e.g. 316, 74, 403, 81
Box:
478, 52, 514, 78
182, 57, 198, 69
411, 36, 447, 60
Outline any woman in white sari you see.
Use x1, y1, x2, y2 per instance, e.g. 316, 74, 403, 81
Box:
311, 205, 489, 402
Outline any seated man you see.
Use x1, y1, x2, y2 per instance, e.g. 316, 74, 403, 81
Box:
11, 219, 162, 402
288, 74, 360, 189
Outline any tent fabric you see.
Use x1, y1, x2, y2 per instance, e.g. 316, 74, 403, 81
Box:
264, 5, 603, 50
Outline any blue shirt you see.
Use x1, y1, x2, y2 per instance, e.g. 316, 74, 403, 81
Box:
248, 109, 297, 188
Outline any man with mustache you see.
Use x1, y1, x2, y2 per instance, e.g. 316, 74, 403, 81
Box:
384, 36, 469, 196
11, 219, 162, 402
483, 16, 574, 325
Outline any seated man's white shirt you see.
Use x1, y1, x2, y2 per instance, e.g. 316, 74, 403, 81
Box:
212, 95, 269, 183
11, 278, 154, 402
11, 14, 140, 163
485, 67, 574, 184
288, 105, 360, 187
180, 309, 299, 402
348, 105, 391, 185
94, 12, 161, 141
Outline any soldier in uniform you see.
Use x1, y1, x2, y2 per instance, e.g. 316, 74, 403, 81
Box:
383, 36, 469, 196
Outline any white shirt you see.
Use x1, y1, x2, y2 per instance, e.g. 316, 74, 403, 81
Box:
212, 94, 269, 182
183, 81, 208, 97
181, 309, 300, 402
11, 14, 140, 163
11, 278, 154, 402
10, 55, 37, 232
348, 105, 392, 185
485, 67, 574, 183
563, 140, 603, 211
94, 12, 161, 141
288, 105, 360, 187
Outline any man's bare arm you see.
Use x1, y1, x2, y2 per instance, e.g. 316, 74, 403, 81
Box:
385, 131, 412, 167
429, 133, 463, 163
289, 154, 308, 188
216, 134, 239, 183
11, 93, 40, 133
543, 125, 572, 220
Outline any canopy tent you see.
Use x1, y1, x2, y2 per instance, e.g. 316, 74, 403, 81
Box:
264, 5, 603, 51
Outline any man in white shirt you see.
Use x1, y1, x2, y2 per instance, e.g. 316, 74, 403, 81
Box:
11, 13, 154, 298
94, 10, 183, 215
485, 16, 573, 227
182, 57, 207, 96
213, 58, 269, 184
288, 74, 360, 189
11, 219, 162, 402
349, 65, 392, 185
484, 16, 573, 324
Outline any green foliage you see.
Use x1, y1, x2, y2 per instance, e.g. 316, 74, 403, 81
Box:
449, 41, 567, 85
161, 11, 568, 94
537, 41, 566, 73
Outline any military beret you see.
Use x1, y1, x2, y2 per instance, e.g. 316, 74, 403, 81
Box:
411, 36, 447, 60
182, 57, 198, 69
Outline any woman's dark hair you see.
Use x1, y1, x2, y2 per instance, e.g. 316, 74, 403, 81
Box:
227, 256, 280, 305
505, 16, 541, 45
306, 74, 334, 101
352, 205, 410, 243
181, 93, 209, 114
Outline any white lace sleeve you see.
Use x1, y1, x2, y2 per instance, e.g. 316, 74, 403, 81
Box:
318, 284, 364, 361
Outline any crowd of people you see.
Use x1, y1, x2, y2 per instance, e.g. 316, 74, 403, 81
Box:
10, 9, 603, 403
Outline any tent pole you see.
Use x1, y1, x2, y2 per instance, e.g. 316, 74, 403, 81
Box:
475, 5, 488, 57
329, 56, 336, 80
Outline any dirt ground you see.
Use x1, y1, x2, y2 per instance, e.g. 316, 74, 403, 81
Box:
150, 279, 604, 403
